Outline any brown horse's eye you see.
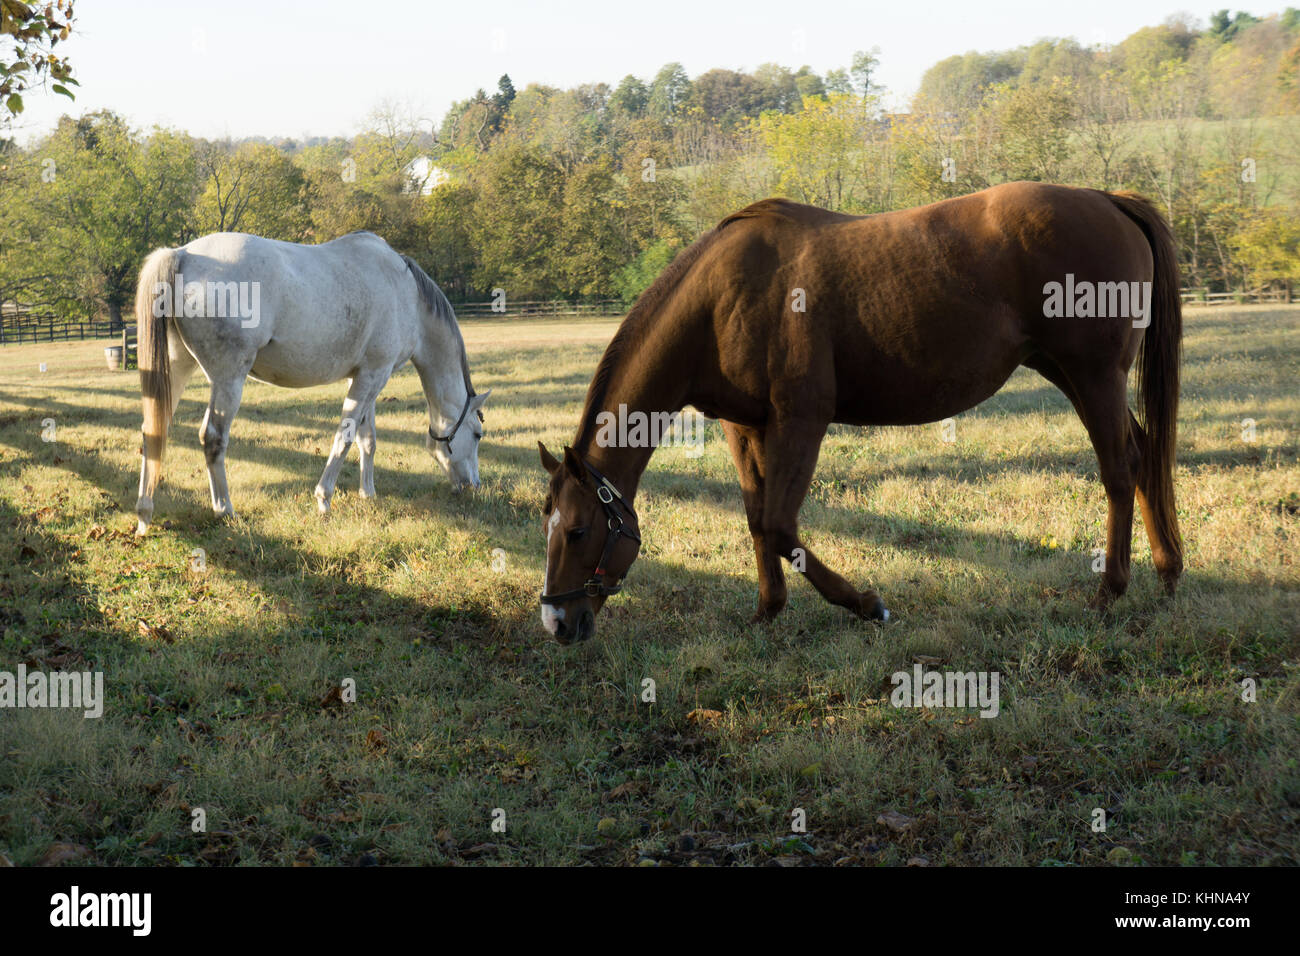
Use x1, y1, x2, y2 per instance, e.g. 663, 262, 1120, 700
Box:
567, 527, 588, 541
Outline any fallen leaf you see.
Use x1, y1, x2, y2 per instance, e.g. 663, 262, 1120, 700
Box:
604, 780, 643, 802
137, 620, 175, 644
39, 842, 90, 866
877, 810, 916, 834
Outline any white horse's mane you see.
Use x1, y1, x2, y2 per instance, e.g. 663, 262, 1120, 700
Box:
399, 253, 475, 397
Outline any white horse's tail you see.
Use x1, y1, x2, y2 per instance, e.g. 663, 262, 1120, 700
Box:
135, 246, 179, 532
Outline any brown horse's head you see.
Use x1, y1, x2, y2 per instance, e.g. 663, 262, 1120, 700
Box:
538, 442, 641, 644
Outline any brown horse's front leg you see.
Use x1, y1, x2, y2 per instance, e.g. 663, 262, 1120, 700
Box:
759, 414, 889, 622
722, 421, 787, 621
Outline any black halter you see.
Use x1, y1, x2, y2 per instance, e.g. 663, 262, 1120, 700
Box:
428, 392, 480, 447
539, 460, 641, 605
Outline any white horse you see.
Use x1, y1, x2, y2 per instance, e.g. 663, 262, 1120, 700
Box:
133, 230, 489, 534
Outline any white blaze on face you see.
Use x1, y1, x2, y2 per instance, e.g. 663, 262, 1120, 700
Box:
541, 508, 565, 634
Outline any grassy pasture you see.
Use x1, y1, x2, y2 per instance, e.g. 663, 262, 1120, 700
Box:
0, 308, 1296, 867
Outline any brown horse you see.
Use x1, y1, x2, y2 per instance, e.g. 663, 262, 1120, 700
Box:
538, 182, 1183, 644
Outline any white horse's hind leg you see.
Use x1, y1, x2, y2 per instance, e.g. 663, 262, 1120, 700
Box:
315, 372, 386, 514
200, 374, 247, 518
358, 397, 378, 499
135, 342, 199, 533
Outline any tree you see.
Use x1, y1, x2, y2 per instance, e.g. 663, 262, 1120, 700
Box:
649, 63, 691, 121
757, 93, 880, 211
984, 78, 1077, 182
413, 180, 476, 299
193, 141, 308, 240
490, 74, 516, 135
691, 69, 765, 128
917, 50, 1024, 113
1231, 207, 1300, 298
752, 63, 801, 113
0, 0, 76, 121
851, 48, 882, 96
824, 68, 852, 95
793, 66, 826, 100
1076, 69, 1132, 188
7, 112, 199, 327
610, 75, 649, 117
467, 142, 567, 299
556, 157, 627, 297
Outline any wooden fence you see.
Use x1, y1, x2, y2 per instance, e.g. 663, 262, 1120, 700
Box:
451, 299, 625, 318
1, 290, 1293, 347
1179, 289, 1292, 306
0, 311, 125, 345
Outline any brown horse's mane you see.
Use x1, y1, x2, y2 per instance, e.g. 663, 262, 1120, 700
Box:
573, 227, 719, 452
574, 199, 829, 453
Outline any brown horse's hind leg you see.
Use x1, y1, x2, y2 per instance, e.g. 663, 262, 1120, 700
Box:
1074, 371, 1141, 610
1129, 411, 1184, 594
757, 414, 888, 622
722, 421, 787, 621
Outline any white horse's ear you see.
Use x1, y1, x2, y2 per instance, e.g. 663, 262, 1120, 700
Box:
470, 388, 492, 409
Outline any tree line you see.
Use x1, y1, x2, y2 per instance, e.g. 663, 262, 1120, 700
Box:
2, 9, 1299, 328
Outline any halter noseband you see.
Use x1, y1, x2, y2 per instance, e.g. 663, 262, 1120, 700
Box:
429, 392, 481, 447
539, 459, 641, 606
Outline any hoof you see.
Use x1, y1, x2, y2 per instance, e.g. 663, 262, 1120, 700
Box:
855, 590, 889, 621
136, 498, 153, 536
749, 596, 787, 624
1088, 583, 1120, 611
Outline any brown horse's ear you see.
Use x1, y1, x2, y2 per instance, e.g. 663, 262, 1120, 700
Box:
562, 446, 587, 483
538, 441, 561, 475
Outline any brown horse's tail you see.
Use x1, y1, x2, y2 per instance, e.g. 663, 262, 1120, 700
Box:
1106, 191, 1184, 572
135, 246, 179, 534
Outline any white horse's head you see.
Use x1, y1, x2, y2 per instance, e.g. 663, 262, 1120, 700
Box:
427, 389, 491, 491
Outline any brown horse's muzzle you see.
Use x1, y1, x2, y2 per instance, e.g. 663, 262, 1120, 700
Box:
551, 603, 597, 644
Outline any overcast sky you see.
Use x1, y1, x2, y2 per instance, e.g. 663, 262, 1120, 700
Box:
8, 1, 1280, 143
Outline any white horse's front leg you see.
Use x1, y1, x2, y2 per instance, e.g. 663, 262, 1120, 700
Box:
316, 374, 384, 513
358, 398, 378, 499
201, 375, 247, 519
